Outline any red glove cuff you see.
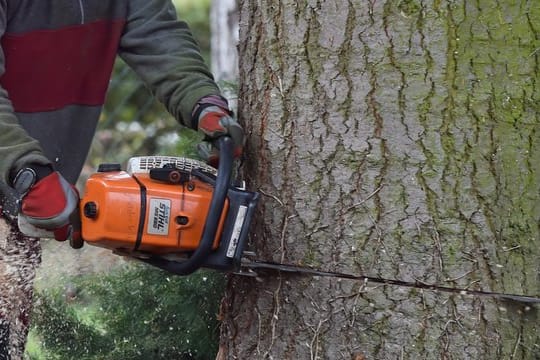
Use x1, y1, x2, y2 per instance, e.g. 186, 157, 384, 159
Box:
191, 95, 231, 130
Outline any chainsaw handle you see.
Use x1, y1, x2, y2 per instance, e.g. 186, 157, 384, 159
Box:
143, 136, 234, 275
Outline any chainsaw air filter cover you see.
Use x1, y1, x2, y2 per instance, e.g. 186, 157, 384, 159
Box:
80, 156, 227, 255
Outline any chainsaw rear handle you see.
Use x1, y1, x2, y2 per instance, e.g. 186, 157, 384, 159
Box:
143, 136, 234, 275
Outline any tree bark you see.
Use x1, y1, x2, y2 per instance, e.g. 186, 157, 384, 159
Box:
0, 220, 40, 360
220, 0, 540, 359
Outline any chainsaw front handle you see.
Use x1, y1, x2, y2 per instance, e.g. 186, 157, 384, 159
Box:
143, 136, 234, 275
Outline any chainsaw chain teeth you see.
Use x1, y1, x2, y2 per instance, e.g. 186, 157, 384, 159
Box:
126, 156, 217, 175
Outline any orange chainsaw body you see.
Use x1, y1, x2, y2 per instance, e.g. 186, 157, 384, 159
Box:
80, 170, 227, 255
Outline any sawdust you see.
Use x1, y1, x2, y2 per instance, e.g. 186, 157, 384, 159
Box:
0, 215, 125, 360
35, 240, 125, 288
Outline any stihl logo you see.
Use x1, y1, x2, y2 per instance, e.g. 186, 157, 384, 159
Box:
153, 204, 167, 230
147, 198, 171, 235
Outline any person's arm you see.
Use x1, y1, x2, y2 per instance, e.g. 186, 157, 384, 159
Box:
0, 1, 51, 184
119, 0, 222, 129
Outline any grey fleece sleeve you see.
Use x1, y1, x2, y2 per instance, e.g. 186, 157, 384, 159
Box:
0, 1, 50, 184
119, 0, 222, 129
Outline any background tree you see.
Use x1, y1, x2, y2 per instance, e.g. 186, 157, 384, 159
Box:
210, 0, 238, 82
220, 1, 540, 359
210, 0, 239, 110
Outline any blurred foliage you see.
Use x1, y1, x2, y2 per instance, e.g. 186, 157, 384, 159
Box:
27, 265, 225, 360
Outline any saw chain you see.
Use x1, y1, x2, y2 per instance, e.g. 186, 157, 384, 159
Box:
238, 257, 540, 304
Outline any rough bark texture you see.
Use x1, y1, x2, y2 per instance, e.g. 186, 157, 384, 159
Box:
221, 0, 539, 359
0, 219, 40, 360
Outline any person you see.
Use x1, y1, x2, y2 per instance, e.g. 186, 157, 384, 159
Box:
0, 1, 244, 359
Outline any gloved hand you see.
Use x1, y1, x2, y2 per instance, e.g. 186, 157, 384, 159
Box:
193, 96, 244, 165
13, 167, 79, 241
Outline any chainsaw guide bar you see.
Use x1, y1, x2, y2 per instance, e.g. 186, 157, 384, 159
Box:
238, 258, 540, 304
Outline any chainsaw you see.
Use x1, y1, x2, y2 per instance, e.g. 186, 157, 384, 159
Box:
17, 137, 540, 304
68, 136, 258, 276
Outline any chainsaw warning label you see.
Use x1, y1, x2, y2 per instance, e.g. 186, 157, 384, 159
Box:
147, 198, 171, 235
226, 205, 248, 258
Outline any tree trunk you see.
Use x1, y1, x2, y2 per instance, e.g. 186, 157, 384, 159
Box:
0, 220, 40, 360
220, 0, 540, 359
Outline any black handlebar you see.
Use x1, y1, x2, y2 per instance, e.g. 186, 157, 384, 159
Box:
142, 136, 234, 275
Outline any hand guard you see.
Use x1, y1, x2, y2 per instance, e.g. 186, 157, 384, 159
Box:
18, 171, 79, 241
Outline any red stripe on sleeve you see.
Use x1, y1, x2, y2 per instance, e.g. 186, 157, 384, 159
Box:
0, 19, 125, 112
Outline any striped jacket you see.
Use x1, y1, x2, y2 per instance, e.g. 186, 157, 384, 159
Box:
0, 0, 221, 193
